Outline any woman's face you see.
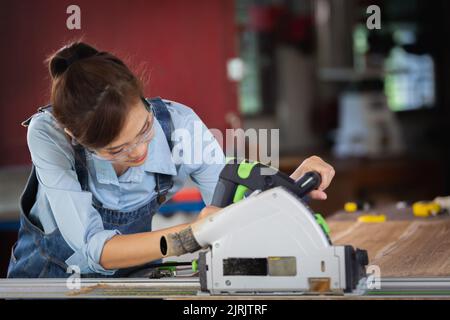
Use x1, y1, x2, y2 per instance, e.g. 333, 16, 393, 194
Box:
96, 99, 154, 167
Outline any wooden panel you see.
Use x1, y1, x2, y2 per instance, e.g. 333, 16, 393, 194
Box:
330, 221, 412, 262
329, 217, 450, 277
371, 221, 450, 277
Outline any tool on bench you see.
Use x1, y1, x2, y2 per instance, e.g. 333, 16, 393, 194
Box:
161, 159, 369, 295
358, 214, 386, 223
129, 260, 199, 279
344, 201, 372, 213
412, 201, 442, 218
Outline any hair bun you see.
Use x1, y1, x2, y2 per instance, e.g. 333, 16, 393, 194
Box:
48, 42, 99, 78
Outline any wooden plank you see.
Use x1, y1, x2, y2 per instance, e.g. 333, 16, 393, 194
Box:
328, 217, 450, 277
371, 221, 450, 277
330, 221, 413, 261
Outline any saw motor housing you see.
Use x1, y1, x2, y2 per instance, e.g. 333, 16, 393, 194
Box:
197, 187, 367, 294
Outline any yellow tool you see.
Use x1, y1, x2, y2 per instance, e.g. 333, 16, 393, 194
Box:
344, 202, 358, 212
344, 201, 371, 213
412, 201, 441, 218
357, 214, 386, 223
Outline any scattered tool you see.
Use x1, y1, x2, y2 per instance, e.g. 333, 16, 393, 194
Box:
358, 214, 386, 223
344, 201, 372, 213
412, 201, 442, 218
161, 159, 369, 295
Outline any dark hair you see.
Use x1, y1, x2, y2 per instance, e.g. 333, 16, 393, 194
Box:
47, 41, 144, 149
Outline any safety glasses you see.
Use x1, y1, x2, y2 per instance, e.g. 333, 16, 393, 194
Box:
86, 98, 155, 162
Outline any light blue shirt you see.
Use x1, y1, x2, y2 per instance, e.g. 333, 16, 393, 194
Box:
26, 99, 225, 275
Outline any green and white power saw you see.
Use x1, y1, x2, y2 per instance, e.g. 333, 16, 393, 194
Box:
161, 159, 368, 295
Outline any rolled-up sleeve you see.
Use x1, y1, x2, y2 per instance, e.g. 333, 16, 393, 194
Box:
27, 114, 120, 275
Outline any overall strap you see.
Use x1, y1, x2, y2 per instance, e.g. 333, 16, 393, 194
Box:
73, 145, 89, 191
21, 104, 90, 192
147, 97, 175, 204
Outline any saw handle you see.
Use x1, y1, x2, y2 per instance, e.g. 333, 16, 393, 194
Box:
295, 171, 322, 198
210, 179, 238, 208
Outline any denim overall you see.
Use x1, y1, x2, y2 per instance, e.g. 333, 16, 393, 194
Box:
7, 97, 174, 278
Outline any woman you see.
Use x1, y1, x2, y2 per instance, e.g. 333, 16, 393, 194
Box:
7, 42, 335, 278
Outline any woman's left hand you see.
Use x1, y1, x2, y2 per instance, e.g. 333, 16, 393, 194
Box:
290, 156, 335, 200
196, 205, 221, 221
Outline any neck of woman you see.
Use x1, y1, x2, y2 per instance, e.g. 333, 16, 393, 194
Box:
112, 163, 129, 177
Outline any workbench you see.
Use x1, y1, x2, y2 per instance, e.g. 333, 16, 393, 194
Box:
1, 204, 450, 299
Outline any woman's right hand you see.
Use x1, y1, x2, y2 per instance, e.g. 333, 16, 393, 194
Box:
196, 205, 221, 221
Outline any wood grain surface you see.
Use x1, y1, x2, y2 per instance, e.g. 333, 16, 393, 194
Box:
328, 208, 450, 277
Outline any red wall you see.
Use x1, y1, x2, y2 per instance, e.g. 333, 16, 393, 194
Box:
0, 0, 238, 166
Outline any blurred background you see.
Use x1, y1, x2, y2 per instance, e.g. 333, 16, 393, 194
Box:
0, 0, 449, 276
